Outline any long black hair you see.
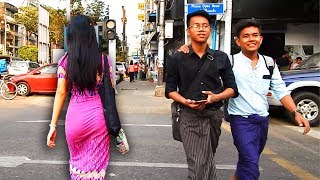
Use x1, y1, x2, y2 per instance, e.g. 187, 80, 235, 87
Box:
66, 15, 102, 94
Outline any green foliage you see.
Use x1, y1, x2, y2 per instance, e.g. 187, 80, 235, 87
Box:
71, 0, 84, 17
85, 0, 106, 23
14, 6, 38, 34
17, 45, 38, 62
44, 6, 67, 46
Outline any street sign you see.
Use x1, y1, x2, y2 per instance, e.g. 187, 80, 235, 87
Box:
138, 3, 144, 10
187, 3, 223, 15
138, 14, 145, 20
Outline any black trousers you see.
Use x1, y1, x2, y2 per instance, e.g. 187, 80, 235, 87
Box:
129, 72, 134, 82
179, 107, 223, 180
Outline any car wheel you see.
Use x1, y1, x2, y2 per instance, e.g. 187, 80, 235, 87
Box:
17, 82, 30, 96
289, 92, 320, 126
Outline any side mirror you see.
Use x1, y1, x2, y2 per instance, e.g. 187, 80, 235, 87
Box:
33, 70, 41, 75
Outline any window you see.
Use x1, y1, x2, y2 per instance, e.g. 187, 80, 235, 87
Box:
40, 65, 57, 74
29, 63, 40, 68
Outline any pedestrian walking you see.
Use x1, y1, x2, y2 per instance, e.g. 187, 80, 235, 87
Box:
46, 15, 114, 180
178, 18, 311, 180
129, 60, 135, 82
165, 10, 238, 180
228, 19, 310, 180
134, 62, 139, 80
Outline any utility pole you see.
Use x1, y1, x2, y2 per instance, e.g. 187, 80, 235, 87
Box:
223, 0, 232, 54
121, 6, 127, 64
155, 0, 165, 96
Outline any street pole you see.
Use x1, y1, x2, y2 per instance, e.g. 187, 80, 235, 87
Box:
121, 6, 127, 64
155, 0, 165, 97
108, 2, 118, 94
66, 0, 71, 21
223, 0, 232, 54
157, 0, 165, 86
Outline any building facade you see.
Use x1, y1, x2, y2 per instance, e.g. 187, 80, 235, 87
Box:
0, 2, 22, 56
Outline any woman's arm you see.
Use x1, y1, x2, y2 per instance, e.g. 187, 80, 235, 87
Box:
50, 76, 68, 126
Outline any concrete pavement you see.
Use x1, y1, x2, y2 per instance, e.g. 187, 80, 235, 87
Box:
115, 79, 172, 114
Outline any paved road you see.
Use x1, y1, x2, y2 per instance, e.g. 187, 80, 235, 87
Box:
0, 80, 319, 180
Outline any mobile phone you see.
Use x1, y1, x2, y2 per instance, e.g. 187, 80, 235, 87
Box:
195, 100, 207, 103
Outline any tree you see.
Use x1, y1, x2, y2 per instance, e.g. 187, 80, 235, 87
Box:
14, 6, 38, 34
44, 6, 67, 47
85, 0, 106, 23
18, 45, 38, 62
70, 0, 84, 17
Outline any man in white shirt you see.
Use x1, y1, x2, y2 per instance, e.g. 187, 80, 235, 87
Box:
228, 19, 310, 180
178, 19, 310, 180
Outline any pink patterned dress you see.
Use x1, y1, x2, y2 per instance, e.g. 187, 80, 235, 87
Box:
57, 54, 111, 180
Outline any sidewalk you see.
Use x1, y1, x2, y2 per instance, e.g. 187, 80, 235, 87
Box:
115, 78, 172, 114
0, 79, 172, 114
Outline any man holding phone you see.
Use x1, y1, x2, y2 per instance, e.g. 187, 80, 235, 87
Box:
165, 10, 238, 180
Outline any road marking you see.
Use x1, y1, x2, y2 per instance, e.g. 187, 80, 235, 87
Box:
221, 122, 319, 179
270, 130, 319, 154
16, 120, 172, 127
15, 120, 320, 139
122, 124, 171, 127
283, 125, 320, 140
270, 157, 319, 180
0, 156, 246, 170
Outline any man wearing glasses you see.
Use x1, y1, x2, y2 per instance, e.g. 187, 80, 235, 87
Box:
165, 10, 238, 180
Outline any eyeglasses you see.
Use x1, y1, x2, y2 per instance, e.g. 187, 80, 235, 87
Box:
188, 24, 211, 30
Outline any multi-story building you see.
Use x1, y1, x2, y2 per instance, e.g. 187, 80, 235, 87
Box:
142, 0, 158, 68
0, 2, 22, 56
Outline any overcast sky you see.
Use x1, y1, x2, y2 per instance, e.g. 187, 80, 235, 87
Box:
6, 0, 145, 55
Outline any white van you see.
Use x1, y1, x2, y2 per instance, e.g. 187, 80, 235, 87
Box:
7, 61, 40, 75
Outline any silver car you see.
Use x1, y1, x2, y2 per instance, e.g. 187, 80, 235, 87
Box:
8, 61, 40, 76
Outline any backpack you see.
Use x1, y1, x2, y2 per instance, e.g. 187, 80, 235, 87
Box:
223, 54, 275, 122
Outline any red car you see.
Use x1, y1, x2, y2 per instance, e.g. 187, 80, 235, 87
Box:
9, 63, 58, 96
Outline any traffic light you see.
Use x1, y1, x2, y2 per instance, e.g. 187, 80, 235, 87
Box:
103, 19, 116, 40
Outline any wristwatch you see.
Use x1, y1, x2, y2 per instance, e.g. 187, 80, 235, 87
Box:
292, 109, 303, 117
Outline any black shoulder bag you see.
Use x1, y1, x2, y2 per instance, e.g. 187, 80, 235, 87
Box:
98, 54, 122, 137
172, 56, 212, 142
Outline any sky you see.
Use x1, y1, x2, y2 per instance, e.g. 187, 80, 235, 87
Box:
6, 0, 145, 55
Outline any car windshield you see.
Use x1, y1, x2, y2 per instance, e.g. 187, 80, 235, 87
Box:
116, 63, 124, 70
40, 65, 57, 74
10, 61, 28, 68
30, 63, 40, 68
296, 53, 320, 69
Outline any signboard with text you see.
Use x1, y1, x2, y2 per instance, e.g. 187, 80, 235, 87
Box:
138, 3, 145, 10
187, 3, 223, 15
138, 14, 145, 20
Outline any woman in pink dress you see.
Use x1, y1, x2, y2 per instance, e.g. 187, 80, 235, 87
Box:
47, 15, 112, 180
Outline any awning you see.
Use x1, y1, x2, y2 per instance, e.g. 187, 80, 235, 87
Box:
148, 13, 156, 22
146, 31, 158, 47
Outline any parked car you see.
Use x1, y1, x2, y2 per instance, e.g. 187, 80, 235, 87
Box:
116, 62, 127, 76
115, 66, 123, 85
0, 55, 25, 73
267, 52, 320, 126
7, 61, 40, 76
9, 63, 58, 96
0, 55, 24, 64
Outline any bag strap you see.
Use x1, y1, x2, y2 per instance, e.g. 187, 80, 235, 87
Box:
262, 55, 275, 76
231, 55, 234, 67
230, 54, 274, 76
103, 54, 110, 79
